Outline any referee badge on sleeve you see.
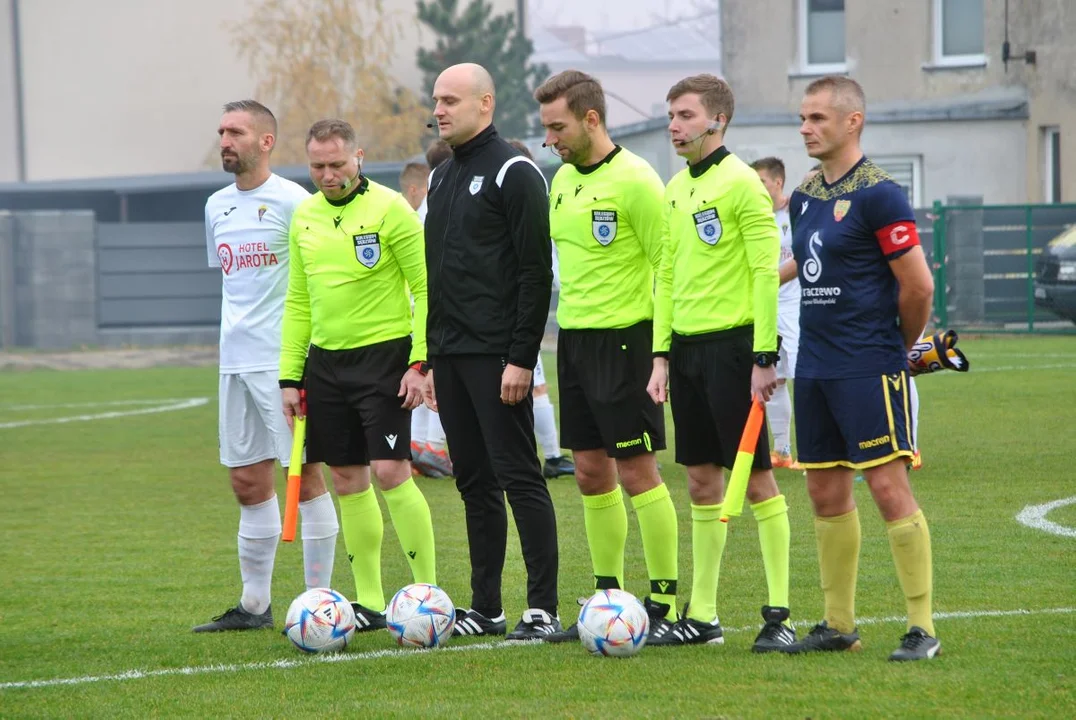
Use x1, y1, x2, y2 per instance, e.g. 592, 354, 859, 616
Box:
592, 210, 618, 246
693, 208, 722, 245
353, 233, 381, 268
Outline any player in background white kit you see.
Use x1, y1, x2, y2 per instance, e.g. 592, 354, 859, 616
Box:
194, 100, 339, 632
507, 139, 574, 479
400, 149, 453, 478
403, 141, 575, 479
752, 157, 802, 470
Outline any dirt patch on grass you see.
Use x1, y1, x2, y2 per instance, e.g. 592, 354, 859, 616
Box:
0, 346, 219, 371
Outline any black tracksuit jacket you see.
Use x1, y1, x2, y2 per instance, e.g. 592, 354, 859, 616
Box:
424, 125, 552, 369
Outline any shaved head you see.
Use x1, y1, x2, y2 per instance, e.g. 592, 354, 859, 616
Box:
441, 62, 496, 100
432, 63, 497, 147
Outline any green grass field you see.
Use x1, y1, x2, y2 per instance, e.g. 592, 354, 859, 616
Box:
1, 336, 1074, 718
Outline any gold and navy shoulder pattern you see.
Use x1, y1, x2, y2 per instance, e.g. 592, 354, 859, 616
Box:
796, 159, 894, 201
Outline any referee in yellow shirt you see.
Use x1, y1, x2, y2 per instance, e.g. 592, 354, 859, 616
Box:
646, 74, 794, 651
280, 119, 436, 631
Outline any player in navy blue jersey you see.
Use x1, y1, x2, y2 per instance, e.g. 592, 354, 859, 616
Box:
777, 76, 940, 662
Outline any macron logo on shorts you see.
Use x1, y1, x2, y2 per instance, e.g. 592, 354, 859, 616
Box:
385, 434, 398, 449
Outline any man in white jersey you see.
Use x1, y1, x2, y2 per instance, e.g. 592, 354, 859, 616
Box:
752, 157, 802, 470
194, 100, 339, 632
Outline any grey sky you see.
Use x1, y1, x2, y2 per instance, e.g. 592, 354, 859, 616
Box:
529, 0, 710, 33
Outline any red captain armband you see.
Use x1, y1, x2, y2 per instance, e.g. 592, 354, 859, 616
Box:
875, 221, 920, 256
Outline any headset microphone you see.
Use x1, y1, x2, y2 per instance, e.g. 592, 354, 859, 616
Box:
341, 157, 360, 191
676, 120, 722, 147
426, 122, 435, 129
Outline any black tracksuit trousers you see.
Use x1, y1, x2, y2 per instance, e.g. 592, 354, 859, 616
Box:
431, 354, 559, 617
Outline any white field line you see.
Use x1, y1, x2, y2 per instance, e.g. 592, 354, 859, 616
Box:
974, 353, 1076, 359
0, 398, 209, 429
1016, 496, 1076, 539
1, 606, 1072, 692
931, 362, 1075, 375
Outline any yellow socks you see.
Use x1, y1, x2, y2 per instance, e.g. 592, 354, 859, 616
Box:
815, 508, 861, 634
887, 509, 935, 636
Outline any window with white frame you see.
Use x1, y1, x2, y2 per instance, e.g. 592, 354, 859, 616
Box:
798, 0, 846, 74
933, 0, 986, 66
873, 156, 923, 209
1043, 126, 1061, 203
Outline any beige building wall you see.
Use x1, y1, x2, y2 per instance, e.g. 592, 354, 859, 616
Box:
2, 0, 519, 182
0, 0, 20, 182
720, 0, 1076, 203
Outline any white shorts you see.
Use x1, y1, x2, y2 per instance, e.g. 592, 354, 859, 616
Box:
533, 354, 547, 388
218, 371, 292, 468
776, 307, 800, 380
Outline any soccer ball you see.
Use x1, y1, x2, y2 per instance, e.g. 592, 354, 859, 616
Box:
284, 587, 356, 653
577, 588, 650, 658
385, 583, 455, 648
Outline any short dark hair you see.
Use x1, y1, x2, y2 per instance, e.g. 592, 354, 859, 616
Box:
399, 161, 429, 191
306, 119, 356, 148
425, 139, 452, 169
804, 75, 866, 115
533, 70, 606, 125
750, 156, 785, 183
222, 100, 277, 134
666, 74, 735, 126
507, 139, 534, 160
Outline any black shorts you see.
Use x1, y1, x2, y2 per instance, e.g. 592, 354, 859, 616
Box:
305, 337, 412, 466
668, 326, 771, 470
557, 321, 666, 459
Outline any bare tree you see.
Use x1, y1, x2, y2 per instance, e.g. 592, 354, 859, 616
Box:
222, 0, 429, 164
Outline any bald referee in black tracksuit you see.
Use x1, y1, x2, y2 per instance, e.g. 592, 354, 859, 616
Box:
423, 63, 560, 641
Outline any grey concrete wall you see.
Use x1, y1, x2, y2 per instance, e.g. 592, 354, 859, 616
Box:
0, 213, 17, 345
1, 210, 97, 348
0, 211, 220, 350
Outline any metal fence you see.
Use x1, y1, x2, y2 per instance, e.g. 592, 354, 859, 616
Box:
96, 222, 219, 328
931, 201, 1076, 333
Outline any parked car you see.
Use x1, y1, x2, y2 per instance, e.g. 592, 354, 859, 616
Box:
1035, 225, 1076, 324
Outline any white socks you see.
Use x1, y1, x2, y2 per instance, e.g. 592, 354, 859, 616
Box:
237, 495, 281, 615
426, 407, 447, 448
533, 392, 561, 460
413, 405, 446, 449
767, 382, 793, 454
411, 404, 430, 446
909, 376, 919, 451
299, 491, 339, 590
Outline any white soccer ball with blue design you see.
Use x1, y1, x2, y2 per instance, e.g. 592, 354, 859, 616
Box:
284, 587, 356, 653
386, 583, 456, 648
577, 588, 649, 657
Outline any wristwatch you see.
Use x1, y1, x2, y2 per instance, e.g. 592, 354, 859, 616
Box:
410, 361, 430, 376
754, 352, 779, 368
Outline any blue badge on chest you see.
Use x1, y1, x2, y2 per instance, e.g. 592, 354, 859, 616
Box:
592, 210, 617, 245
353, 233, 380, 268
693, 208, 722, 245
